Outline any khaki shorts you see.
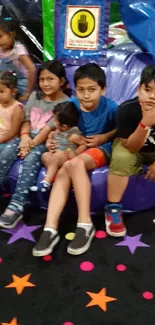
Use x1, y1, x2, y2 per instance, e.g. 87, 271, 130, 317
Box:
109, 138, 155, 176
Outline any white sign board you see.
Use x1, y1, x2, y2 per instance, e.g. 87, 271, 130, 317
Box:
65, 5, 100, 50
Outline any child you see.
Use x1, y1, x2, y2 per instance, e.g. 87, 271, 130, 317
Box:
32, 101, 85, 192
105, 64, 155, 238
0, 70, 23, 181
32, 63, 118, 257
0, 17, 35, 101
0, 59, 71, 229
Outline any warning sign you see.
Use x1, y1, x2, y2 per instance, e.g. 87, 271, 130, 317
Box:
65, 6, 100, 50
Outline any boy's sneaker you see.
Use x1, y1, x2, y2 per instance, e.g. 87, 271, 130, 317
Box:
32, 230, 60, 257
0, 209, 23, 229
67, 225, 95, 255
105, 204, 126, 237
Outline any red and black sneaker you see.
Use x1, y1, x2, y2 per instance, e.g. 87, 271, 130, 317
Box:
105, 204, 126, 237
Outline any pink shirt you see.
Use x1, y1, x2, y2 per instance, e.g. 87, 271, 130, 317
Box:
0, 100, 23, 137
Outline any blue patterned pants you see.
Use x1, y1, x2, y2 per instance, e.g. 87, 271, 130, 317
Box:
8, 144, 46, 211
0, 138, 20, 183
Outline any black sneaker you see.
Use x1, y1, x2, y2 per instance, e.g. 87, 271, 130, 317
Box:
32, 230, 60, 257
67, 225, 95, 255
0, 210, 23, 229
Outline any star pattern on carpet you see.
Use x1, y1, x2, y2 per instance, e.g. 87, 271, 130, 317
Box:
1, 222, 41, 244
1, 318, 18, 325
5, 274, 35, 294
86, 288, 117, 312
115, 234, 150, 254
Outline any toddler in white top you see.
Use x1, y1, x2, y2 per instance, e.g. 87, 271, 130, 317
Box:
0, 17, 35, 101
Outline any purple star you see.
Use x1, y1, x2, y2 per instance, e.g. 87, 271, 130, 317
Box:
115, 234, 150, 254
1, 222, 42, 244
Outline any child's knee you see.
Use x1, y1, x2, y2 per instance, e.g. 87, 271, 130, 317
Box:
42, 152, 51, 164
70, 157, 83, 169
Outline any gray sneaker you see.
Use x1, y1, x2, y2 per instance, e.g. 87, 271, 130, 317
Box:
32, 230, 60, 257
0, 210, 23, 229
67, 226, 95, 256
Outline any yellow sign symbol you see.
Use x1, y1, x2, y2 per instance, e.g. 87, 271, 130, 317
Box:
70, 9, 95, 38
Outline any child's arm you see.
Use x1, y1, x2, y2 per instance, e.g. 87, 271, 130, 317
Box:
31, 125, 53, 148
46, 131, 55, 151
0, 105, 24, 144
67, 134, 86, 158
18, 91, 35, 153
69, 134, 85, 145
18, 121, 32, 156
18, 55, 36, 100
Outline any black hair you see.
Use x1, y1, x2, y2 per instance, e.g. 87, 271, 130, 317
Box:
0, 70, 17, 89
36, 60, 72, 99
53, 102, 79, 127
0, 17, 17, 34
140, 64, 155, 86
74, 63, 106, 89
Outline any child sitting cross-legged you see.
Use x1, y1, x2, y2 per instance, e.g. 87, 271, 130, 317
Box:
31, 101, 85, 192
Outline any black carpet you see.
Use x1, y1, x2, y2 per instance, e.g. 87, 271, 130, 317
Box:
0, 196, 155, 325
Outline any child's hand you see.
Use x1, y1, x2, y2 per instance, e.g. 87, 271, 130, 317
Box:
85, 134, 105, 147
19, 135, 32, 151
141, 103, 155, 127
18, 147, 31, 159
18, 135, 32, 158
145, 162, 155, 181
67, 150, 77, 159
30, 139, 36, 148
46, 139, 58, 153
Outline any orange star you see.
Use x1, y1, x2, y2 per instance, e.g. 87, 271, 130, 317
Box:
5, 274, 35, 294
86, 288, 117, 312
1, 317, 18, 325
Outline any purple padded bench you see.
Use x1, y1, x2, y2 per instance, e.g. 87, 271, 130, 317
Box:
6, 45, 155, 213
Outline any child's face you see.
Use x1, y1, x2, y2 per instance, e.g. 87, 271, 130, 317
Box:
0, 83, 15, 105
39, 69, 63, 98
76, 78, 105, 111
138, 80, 155, 111
53, 114, 69, 132
0, 29, 15, 51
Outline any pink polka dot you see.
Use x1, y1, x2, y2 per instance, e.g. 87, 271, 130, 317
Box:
0, 258, 2, 264
116, 264, 127, 272
42, 255, 52, 261
142, 291, 154, 300
80, 261, 94, 272
63, 323, 74, 325
95, 230, 107, 239
3, 193, 11, 198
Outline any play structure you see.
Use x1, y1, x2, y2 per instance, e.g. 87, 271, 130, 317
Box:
0, 0, 155, 212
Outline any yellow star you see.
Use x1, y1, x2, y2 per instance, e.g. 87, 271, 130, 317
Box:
86, 288, 117, 312
5, 274, 35, 294
1, 317, 18, 325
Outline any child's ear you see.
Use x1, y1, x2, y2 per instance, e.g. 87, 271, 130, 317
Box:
137, 85, 141, 97
12, 88, 17, 97
10, 31, 16, 39
60, 77, 66, 87
101, 86, 107, 96
62, 124, 68, 130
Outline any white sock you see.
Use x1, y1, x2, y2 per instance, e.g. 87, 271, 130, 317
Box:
44, 227, 58, 235
77, 223, 93, 232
